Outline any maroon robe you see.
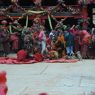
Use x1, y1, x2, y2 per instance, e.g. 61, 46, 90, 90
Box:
10, 33, 19, 51
0, 71, 8, 95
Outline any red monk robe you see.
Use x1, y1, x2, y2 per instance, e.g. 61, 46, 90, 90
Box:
10, 32, 19, 52
33, 53, 43, 62
78, 30, 92, 58
17, 49, 28, 61
82, 30, 91, 44
0, 71, 8, 95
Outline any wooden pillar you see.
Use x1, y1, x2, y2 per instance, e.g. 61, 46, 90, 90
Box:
82, 5, 88, 18
82, 6, 89, 30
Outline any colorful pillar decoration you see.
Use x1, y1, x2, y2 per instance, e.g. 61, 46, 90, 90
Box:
22, 15, 29, 34
11, 0, 18, 3
9, 24, 12, 33
82, 5, 88, 18
25, 15, 28, 28
83, 0, 86, 4
78, 0, 94, 5
32, 0, 42, 5
48, 15, 53, 30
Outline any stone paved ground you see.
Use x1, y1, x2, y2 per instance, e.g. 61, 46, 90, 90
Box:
0, 60, 95, 95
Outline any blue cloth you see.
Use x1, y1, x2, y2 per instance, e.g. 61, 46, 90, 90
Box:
66, 46, 74, 56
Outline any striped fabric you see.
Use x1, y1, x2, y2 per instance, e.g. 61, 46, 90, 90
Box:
78, 0, 95, 4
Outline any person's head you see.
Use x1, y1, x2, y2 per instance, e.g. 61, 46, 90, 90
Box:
3, 28, 7, 32
1, 20, 7, 25
40, 26, 45, 31
13, 20, 19, 26
34, 16, 40, 23
39, 92, 48, 95
11, 0, 18, 5
34, 47, 40, 54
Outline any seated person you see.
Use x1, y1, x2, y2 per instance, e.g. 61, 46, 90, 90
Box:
48, 50, 58, 60
47, 45, 58, 60
17, 49, 28, 61
33, 48, 44, 62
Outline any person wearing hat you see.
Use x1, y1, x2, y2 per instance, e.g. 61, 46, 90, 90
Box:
1, 20, 8, 31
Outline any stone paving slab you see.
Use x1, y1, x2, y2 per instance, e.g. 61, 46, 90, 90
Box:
20, 87, 85, 95
43, 61, 95, 77
0, 60, 95, 95
0, 63, 49, 95
0, 63, 49, 75
80, 76, 95, 87
20, 86, 94, 95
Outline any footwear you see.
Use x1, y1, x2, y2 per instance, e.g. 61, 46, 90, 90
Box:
76, 51, 82, 60
71, 55, 77, 59
67, 56, 71, 59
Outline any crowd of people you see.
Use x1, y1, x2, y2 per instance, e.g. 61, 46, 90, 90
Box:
0, 17, 95, 62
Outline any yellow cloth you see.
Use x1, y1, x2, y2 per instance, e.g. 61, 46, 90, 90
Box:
58, 35, 64, 42
57, 35, 66, 47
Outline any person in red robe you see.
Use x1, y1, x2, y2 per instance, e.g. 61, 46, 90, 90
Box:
10, 32, 19, 52
17, 49, 28, 61
33, 48, 44, 62
78, 30, 92, 59
0, 71, 8, 95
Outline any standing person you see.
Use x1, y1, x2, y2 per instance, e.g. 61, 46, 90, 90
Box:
38, 26, 46, 55
79, 30, 91, 59
0, 20, 9, 57
2, 28, 10, 57
74, 33, 82, 60
55, 32, 65, 58
64, 31, 74, 58
0, 28, 4, 57
49, 30, 57, 44
23, 31, 33, 54
10, 32, 19, 53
